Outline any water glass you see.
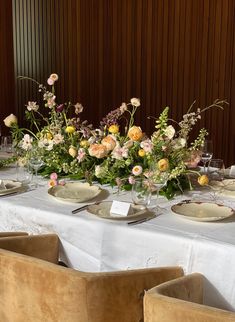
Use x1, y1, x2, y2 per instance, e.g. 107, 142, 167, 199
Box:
16, 163, 32, 184
208, 159, 225, 181
201, 140, 213, 173
131, 178, 151, 209
1, 136, 13, 153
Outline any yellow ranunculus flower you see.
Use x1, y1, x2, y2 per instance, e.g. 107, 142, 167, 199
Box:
46, 132, 53, 140
158, 158, 169, 172
80, 140, 90, 148
198, 174, 209, 186
127, 126, 143, 141
108, 124, 119, 134
138, 149, 146, 157
65, 126, 75, 134
68, 146, 78, 158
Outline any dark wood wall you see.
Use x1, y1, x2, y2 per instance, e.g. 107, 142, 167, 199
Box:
1, 0, 235, 165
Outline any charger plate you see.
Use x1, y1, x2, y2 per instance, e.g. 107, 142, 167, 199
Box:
171, 201, 234, 222
48, 182, 102, 203
87, 201, 152, 221
0, 180, 23, 196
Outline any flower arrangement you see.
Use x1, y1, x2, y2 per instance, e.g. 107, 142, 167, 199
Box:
3, 73, 227, 198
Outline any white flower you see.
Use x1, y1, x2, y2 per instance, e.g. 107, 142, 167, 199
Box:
123, 140, 134, 149
75, 103, 83, 114
120, 102, 127, 113
172, 138, 186, 149
53, 133, 64, 144
130, 98, 141, 107
164, 125, 175, 139
21, 134, 33, 151
26, 101, 39, 111
3, 114, 17, 127
77, 148, 86, 163
95, 165, 106, 178
38, 138, 54, 151
140, 139, 153, 153
111, 144, 129, 160
132, 165, 143, 176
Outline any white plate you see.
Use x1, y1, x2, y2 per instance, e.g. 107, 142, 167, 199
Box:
210, 179, 235, 198
224, 169, 235, 179
48, 182, 102, 203
0, 180, 23, 196
87, 201, 153, 221
171, 201, 235, 222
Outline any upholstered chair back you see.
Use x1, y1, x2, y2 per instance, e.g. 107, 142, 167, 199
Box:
0, 234, 184, 322
144, 273, 235, 322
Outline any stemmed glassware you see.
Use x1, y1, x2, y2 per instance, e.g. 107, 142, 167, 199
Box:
131, 178, 151, 209
201, 140, 213, 174
28, 148, 44, 187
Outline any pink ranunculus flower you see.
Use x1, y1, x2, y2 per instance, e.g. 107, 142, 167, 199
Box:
140, 139, 153, 153
128, 176, 136, 184
88, 144, 108, 159
77, 148, 86, 163
50, 172, 58, 180
111, 144, 129, 160
132, 165, 143, 176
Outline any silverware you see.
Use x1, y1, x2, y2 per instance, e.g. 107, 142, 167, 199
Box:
71, 201, 104, 214
128, 214, 157, 226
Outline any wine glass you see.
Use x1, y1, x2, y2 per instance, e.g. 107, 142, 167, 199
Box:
28, 149, 44, 187
201, 140, 213, 174
149, 171, 169, 212
131, 178, 151, 210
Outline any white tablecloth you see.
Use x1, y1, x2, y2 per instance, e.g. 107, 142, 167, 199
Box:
1, 167, 235, 311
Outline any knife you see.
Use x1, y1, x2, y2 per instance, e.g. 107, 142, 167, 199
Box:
128, 214, 157, 226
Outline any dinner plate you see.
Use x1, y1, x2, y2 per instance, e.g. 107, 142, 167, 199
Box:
87, 201, 153, 221
171, 201, 235, 222
210, 179, 235, 198
48, 182, 102, 203
0, 180, 23, 196
224, 168, 235, 179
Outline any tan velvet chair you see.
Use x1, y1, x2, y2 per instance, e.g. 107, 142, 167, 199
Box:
144, 273, 235, 322
0, 231, 28, 237
0, 234, 184, 322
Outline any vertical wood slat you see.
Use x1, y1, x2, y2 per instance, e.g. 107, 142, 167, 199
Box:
4, 0, 235, 166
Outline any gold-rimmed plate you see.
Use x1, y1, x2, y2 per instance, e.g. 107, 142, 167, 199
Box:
0, 180, 23, 196
87, 201, 153, 221
171, 201, 235, 222
48, 182, 102, 203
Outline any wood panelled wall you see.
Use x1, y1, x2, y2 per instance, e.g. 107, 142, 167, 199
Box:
0, 0, 15, 136
1, 0, 235, 165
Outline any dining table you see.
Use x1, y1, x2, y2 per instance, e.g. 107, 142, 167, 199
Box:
1, 165, 235, 311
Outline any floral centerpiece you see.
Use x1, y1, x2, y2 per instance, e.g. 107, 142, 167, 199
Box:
3, 73, 227, 198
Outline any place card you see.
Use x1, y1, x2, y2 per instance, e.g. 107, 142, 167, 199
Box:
110, 200, 131, 217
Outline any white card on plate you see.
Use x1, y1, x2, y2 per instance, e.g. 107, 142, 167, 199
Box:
110, 200, 131, 217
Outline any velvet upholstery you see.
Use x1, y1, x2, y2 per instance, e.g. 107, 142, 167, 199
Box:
0, 234, 59, 264
0, 234, 184, 322
144, 273, 235, 322
0, 232, 28, 237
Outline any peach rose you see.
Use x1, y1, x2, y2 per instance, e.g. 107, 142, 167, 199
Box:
88, 144, 108, 159
3, 114, 18, 127
101, 135, 116, 151
158, 158, 169, 172
68, 146, 78, 158
127, 126, 143, 141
